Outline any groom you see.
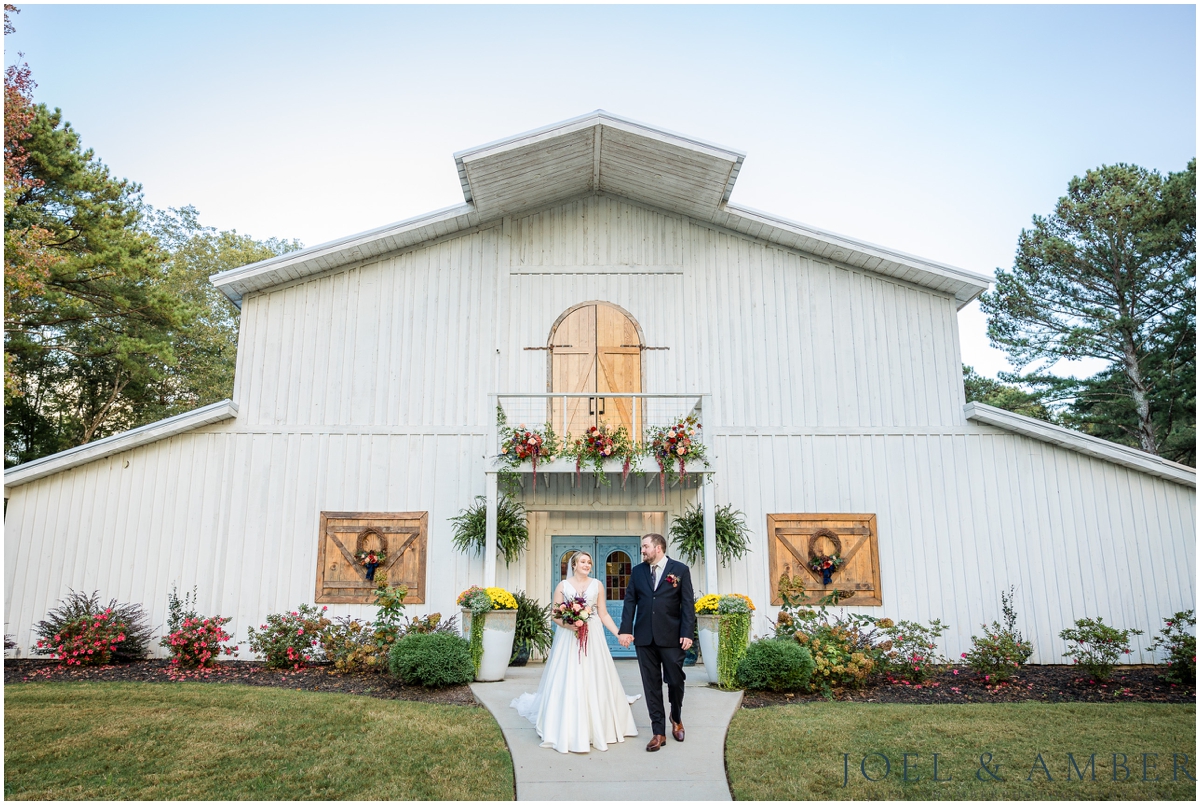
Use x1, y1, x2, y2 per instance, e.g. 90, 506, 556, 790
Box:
618, 533, 696, 752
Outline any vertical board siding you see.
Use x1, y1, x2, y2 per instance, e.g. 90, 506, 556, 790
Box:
234, 228, 500, 429
706, 433, 1194, 663
5, 194, 1193, 667
4, 430, 494, 656
230, 196, 965, 431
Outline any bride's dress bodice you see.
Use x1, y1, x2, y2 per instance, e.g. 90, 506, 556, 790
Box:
561, 577, 600, 610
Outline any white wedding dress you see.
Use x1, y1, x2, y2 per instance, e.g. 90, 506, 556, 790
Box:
510, 577, 640, 753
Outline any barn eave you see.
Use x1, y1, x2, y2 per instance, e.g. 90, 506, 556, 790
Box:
3, 399, 239, 493
965, 401, 1197, 488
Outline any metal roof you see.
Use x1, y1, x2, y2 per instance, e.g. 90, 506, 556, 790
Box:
211, 111, 992, 307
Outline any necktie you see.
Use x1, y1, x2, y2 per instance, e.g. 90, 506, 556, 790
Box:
650, 565, 658, 589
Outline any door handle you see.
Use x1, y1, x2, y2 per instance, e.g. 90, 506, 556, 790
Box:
599, 397, 605, 415
588, 397, 595, 415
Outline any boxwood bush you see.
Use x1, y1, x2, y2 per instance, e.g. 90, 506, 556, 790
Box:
736, 638, 815, 691
389, 632, 474, 688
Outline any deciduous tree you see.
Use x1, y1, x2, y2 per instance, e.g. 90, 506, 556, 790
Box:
139, 205, 300, 423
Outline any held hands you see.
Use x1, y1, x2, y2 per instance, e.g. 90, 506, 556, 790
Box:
618, 633, 633, 648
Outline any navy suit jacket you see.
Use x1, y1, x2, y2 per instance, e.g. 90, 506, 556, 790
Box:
619, 558, 696, 647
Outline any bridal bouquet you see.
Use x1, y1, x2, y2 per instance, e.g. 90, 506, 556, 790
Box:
552, 594, 591, 660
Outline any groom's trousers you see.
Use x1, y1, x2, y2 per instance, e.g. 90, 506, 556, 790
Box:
636, 642, 686, 736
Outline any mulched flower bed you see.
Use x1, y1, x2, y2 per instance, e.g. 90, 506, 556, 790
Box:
3, 658, 479, 706
741, 665, 1196, 708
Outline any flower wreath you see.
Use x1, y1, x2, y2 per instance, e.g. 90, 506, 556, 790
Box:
807, 530, 845, 585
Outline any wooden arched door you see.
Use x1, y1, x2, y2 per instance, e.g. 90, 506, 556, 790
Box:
549, 302, 642, 441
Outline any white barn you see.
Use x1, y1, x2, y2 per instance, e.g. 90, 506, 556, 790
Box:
4, 111, 1195, 664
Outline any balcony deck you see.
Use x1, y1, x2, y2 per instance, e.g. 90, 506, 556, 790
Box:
489, 393, 710, 474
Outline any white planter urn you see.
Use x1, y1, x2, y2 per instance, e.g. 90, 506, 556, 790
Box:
462, 608, 517, 682
696, 613, 721, 685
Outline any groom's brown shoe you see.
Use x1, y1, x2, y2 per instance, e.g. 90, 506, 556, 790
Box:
646, 735, 666, 752
672, 721, 685, 742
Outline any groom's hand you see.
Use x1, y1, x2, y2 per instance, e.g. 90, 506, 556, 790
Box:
618, 633, 633, 648
680, 637, 693, 651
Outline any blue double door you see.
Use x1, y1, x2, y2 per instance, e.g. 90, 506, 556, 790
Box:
551, 536, 641, 658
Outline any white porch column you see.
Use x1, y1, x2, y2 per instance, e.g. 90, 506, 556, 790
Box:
702, 475, 718, 596
484, 471, 498, 587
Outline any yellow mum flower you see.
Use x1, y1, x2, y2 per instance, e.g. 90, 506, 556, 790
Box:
485, 587, 518, 610
694, 594, 721, 614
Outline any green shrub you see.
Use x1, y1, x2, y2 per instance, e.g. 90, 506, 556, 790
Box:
319, 617, 380, 674
962, 587, 1034, 683
389, 632, 474, 688
1150, 610, 1195, 685
1059, 616, 1143, 682
736, 639, 815, 691
794, 620, 881, 693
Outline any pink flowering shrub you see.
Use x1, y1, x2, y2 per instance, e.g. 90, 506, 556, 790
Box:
962, 587, 1033, 683
1059, 616, 1144, 682
35, 611, 131, 666
876, 618, 948, 683
1150, 610, 1196, 685
165, 616, 239, 669
246, 604, 331, 670
33, 590, 152, 666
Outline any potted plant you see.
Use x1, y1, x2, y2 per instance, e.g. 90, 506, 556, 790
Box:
509, 590, 553, 666
669, 503, 751, 567
694, 593, 755, 687
694, 594, 721, 684
450, 495, 529, 565
716, 594, 754, 689
458, 586, 519, 681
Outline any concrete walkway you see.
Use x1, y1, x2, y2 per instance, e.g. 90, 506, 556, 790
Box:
470, 660, 742, 801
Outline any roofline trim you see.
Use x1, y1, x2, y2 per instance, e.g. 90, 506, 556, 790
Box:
965, 401, 1196, 488
4, 400, 239, 491
722, 202, 994, 304
210, 203, 476, 306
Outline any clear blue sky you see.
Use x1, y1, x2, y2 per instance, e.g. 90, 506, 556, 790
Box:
6, 2, 1196, 378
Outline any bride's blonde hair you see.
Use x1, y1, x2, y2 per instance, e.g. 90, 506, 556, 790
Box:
571, 551, 593, 573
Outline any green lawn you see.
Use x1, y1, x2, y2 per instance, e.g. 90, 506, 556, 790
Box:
4, 682, 514, 800
726, 703, 1196, 800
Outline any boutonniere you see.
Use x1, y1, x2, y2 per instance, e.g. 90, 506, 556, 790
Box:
665, 573, 680, 588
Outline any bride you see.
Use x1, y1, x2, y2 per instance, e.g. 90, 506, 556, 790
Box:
510, 551, 640, 753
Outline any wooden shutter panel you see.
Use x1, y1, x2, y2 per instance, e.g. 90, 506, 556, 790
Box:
766, 514, 881, 606
316, 512, 427, 604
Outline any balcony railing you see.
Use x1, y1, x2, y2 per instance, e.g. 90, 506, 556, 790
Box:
489, 393, 709, 470
480, 392, 719, 592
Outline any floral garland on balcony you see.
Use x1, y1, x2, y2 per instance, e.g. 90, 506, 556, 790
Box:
564, 424, 639, 488
498, 421, 560, 492
646, 415, 708, 501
